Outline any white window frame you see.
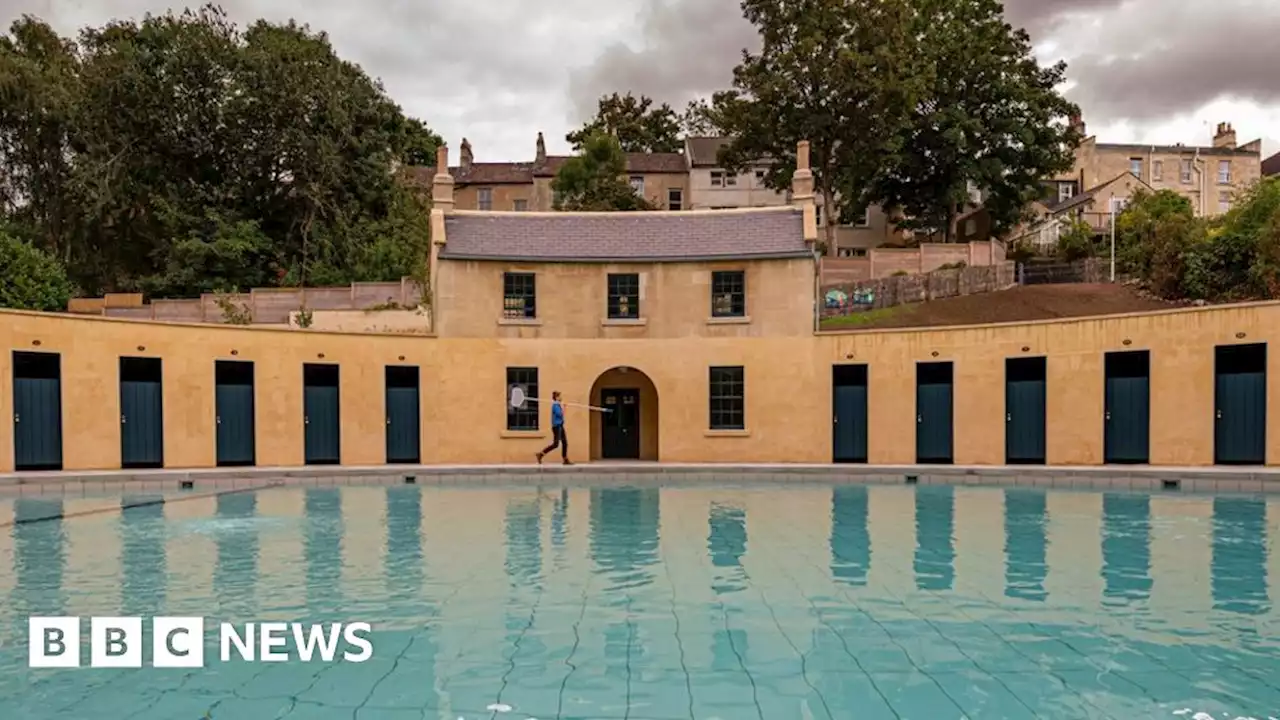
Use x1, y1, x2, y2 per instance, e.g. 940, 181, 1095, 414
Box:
667, 188, 683, 211
629, 176, 645, 196
710, 170, 725, 187
1218, 191, 1231, 213
1181, 159, 1193, 184
1218, 160, 1231, 184
1058, 183, 1075, 203
1109, 197, 1128, 214
1152, 160, 1163, 181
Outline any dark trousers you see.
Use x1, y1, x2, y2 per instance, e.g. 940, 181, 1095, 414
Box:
541, 425, 567, 459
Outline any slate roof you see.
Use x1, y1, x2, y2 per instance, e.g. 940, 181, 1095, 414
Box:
1264, 151, 1280, 177
439, 207, 810, 263
1046, 171, 1151, 214
685, 136, 775, 168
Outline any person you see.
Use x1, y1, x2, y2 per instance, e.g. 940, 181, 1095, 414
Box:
536, 391, 571, 465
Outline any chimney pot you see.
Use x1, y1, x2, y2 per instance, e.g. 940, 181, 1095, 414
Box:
434, 145, 448, 173
460, 138, 474, 168
536, 131, 547, 164
1213, 122, 1237, 149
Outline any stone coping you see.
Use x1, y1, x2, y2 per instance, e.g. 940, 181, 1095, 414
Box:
1, 463, 1277, 496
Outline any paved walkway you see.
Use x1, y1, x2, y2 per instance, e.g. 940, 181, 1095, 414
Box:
1, 462, 1278, 494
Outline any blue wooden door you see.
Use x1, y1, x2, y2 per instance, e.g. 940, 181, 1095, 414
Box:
1005, 357, 1046, 464
1215, 343, 1266, 465
215, 360, 255, 467
916, 362, 954, 464
120, 357, 164, 468
304, 364, 341, 465
1104, 351, 1150, 464
832, 364, 868, 463
385, 365, 420, 464
12, 351, 63, 471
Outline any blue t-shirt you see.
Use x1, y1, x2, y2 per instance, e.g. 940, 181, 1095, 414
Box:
551, 401, 564, 427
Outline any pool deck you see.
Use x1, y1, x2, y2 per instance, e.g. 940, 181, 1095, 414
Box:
1, 462, 1279, 495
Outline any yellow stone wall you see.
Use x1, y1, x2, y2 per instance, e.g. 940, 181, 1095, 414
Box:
2, 300, 1278, 471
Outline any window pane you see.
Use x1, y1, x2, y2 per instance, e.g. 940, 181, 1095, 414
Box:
710, 271, 746, 317
503, 273, 536, 319
709, 366, 745, 430
505, 367, 539, 430
607, 273, 640, 319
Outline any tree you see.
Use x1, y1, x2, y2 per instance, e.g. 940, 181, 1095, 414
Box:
567, 92, 683, 153
870, 0, 1081, 242
0, 6, 440, 297
0, 228, 74, 310
552, 132, 654, 211
1055, 219, 1095, 262
707, 0, 923, 253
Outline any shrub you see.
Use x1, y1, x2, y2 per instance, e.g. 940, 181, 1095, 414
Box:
0, 230, 74, 311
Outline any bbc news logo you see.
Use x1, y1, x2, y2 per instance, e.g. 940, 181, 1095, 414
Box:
28, 617, 373, 668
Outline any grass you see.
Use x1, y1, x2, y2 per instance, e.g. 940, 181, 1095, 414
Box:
819, 306, 901, 329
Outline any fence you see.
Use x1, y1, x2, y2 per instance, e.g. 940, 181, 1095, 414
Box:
821, 262, 1017, 316
821, 240, 1006, 285
68, 278, 425, 325
1016, 258, 1109, 285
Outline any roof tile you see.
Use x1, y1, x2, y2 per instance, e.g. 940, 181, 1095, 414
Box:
440, 208, 809, 263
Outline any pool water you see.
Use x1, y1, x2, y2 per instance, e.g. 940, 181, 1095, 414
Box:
1, 482, 1279, 719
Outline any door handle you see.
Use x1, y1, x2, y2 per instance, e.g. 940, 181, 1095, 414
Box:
916, 415, 922, 423
215, 416, 221, 425
304, 417, 310, 425
833, 415, 838, 424
13, 414, 19, 423
1006, 413, 1012, 422
121, 415, 127, 424
386, 418, 392, 425
1215, 410, 1222, 419
1105, 412, 1111, 421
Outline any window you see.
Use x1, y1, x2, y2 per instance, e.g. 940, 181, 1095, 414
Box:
1152, 160, 1163, 181
629, 176, 645, 195
1129, 158, 1142, 178
478, 188, 493, 211
502, 272, 536, 319
711, 270, 746, 317
1110, 197, 1128, 214
964, 217, 977, 236
754, 169, 766, 183
709, 366, 745, 430
710, 171, 726, 187
837, 248, 868, 258
854, 207, 870, 227
1218, 160, 1231, 184
1181, 159, 1193, 183
513, 199, 528, 211
506, 367, 539, 431
815, 204, 823, 227
667, 188, 683, 211
1058, 182, 1076, 202
1219, 191, 1231, 213
607, 273, 640, 319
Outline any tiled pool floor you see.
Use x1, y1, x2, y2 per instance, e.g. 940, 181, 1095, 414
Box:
1, 483, 1278, 719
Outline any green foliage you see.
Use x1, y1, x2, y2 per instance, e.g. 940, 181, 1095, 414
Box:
870, 0, 1081, 240
1115, 180, 1280, 301
0, 228, 74, 310
552, 132, 655, 212
708, 0, 924, 252
212, 290, 252, 324
0, 6, 437, 298
567, 93, 682, 153
1055, 220, 1095, 262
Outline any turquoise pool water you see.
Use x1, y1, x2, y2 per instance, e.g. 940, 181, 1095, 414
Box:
1, 482, 1278, 719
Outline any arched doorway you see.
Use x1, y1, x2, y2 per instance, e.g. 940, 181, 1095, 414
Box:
588, 367, 659, 462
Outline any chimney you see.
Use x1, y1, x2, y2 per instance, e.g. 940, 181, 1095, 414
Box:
1213, 122, 1236, 149
432, 144, 454, 211
790, 140, 818, 249
459, 138, 474, 168
535, 131, 547, 164
1069, 112, 1086, 138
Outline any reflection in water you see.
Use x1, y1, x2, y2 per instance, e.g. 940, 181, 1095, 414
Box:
1, 483, 1279, 720
304, 489, 343, 618
589, 489, 659, 591
214, 493, 259, 618
709, 503, 747, 595
830, 486, 870, 587
914, 486, 955, 591
1101, 494, 1153, 603
121, 500, 166, 617
1212, 497, 1269, 615
1003, 490, 1047, 602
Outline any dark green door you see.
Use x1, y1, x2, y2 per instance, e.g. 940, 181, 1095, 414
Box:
1006, 356, 1047, 464
385, 365, 421, 464
833, 364, 868, 463
1215, 343, 1266, 465
916, 362, 954, 464
215, 360, 255, 467
12, 351, 63, 471
304, 364, 341, 465
1104, 351, 1150, 464
120, 357, 164, 468
601, 388, 640, 459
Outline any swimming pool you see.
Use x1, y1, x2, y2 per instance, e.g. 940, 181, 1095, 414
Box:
1, 480, 1278, 719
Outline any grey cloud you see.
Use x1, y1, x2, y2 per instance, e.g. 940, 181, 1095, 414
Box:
3, 0, 624, 160
1000, 0, 1126, 36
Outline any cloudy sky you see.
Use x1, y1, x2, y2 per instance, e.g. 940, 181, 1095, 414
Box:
6, 0, 1279, 163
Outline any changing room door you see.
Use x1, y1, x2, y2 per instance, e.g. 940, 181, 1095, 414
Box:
1104, 351, 1150, 464
832, 364, 868, 463
1005, 357, 1047, 464
304, 364, 341, 465
12, 351, 63, 471
385, 365, 421, 464
1215, 343, 1267, 465
916, 362, 954, 464
120, 357, 164, 468
215, 360, 256, 467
